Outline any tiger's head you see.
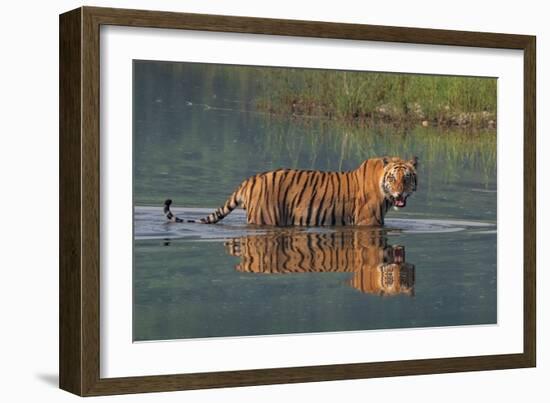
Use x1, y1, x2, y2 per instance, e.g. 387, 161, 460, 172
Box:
380, 156, 418, 209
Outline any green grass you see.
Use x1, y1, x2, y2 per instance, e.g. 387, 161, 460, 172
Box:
255, 69, 497, 127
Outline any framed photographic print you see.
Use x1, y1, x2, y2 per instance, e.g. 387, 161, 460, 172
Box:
59, 6, 536, 396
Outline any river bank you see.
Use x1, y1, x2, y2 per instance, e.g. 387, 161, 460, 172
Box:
254, 70, 497, 129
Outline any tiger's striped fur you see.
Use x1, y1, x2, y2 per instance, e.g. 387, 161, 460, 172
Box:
165, 156, 418, 226
225, 230, 415, 296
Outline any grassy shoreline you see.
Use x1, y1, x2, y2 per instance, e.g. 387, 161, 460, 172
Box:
254, 70, 497, 129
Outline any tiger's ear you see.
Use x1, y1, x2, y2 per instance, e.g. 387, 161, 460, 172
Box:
409, 156, 418, 169
382, 157, 389, 166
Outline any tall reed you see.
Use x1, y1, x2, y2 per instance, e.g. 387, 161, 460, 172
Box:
255, 68, 497, 127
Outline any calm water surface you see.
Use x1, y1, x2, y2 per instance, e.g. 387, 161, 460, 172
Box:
133, 61, 497, 341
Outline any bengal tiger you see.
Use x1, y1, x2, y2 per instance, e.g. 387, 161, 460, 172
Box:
164, 156, 418, 226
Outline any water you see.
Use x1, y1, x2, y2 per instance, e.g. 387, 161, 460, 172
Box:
133, 61, 497, 341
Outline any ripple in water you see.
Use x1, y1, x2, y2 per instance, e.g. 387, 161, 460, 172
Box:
133, 206, 496, 241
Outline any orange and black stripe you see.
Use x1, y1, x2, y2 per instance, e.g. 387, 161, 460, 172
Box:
164, 156, 418, 227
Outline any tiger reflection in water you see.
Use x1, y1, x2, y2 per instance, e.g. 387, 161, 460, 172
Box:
224, 230, 415, 296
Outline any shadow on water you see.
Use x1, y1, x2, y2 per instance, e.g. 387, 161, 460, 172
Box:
224, 229, 415, 296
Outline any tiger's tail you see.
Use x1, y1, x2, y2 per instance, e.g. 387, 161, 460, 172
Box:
164, 190, 241, 224
163, 199, 185, 222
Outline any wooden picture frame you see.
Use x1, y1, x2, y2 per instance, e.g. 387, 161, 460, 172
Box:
59, 6, 536, 396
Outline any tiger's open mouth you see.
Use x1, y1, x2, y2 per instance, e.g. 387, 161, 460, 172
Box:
391, 195, 407, 208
